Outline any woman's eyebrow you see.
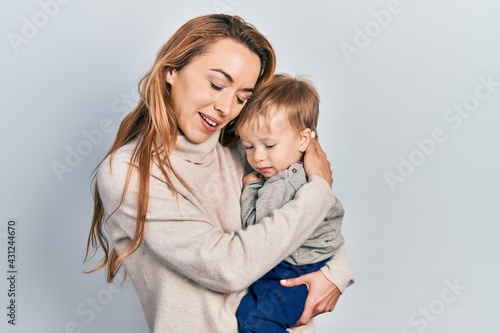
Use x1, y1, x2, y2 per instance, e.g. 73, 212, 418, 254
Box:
210, 69, 254, 92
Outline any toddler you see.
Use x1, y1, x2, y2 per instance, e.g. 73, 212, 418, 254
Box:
235, 74, 346, 333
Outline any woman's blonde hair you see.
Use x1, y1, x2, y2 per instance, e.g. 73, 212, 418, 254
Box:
84, 14, 276, 282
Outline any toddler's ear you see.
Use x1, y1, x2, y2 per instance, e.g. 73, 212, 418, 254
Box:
299, 128, 312, 153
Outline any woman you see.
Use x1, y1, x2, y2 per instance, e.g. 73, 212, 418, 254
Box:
85, 14, 354, 332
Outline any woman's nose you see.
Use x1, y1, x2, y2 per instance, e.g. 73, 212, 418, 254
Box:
214, 92, 234, 117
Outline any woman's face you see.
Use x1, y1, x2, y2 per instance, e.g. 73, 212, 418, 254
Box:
166, 38, 261, 144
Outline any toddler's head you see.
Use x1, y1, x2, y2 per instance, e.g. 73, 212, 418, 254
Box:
236, 73, 320, 179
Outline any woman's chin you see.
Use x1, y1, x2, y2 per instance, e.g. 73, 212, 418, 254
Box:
182, 129, 218, 144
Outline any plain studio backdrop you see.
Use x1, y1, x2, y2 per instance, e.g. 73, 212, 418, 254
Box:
1, 1, 499, 332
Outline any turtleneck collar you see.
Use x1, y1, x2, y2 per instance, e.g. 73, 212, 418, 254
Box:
173, 131, 221, 164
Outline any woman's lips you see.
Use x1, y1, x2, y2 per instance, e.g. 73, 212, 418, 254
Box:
199, 113, 221, 132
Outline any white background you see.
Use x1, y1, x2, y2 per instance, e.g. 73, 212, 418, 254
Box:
1, 1, 499, 332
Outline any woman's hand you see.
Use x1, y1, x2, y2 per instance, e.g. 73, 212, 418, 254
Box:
280, 270, 341, 326
303, 137, 333, 187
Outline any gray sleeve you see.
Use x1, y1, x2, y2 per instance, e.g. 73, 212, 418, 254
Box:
240, 180, 263, 229
254, 177, 297, 223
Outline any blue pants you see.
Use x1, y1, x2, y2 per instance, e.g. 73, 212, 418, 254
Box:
236, 258, 330, 333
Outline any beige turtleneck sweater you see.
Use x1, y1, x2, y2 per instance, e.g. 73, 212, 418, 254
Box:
98, 132, 354, 333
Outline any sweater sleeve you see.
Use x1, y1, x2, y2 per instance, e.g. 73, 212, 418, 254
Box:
240, 180, 262, 229
320, 244, 355, 293
98, 156, 336, 294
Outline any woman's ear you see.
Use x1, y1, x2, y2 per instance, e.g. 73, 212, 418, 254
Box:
298, 128, 312, 153
165, 69, 178, 85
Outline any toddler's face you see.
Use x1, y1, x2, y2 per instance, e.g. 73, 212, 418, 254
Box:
239, 113, 310, 179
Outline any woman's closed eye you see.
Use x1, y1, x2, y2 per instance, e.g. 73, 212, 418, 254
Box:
210, 82, 224, 91
236, 95, 246, 105
211, 82, 247, 105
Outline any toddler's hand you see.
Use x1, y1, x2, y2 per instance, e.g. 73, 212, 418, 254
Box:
242, 172, 264, 186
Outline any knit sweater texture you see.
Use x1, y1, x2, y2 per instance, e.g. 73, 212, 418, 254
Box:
97, 132, 355, 333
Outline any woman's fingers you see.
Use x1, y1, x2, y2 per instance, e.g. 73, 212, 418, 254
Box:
304, 139, 333, 187
280, 270, 341, 326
